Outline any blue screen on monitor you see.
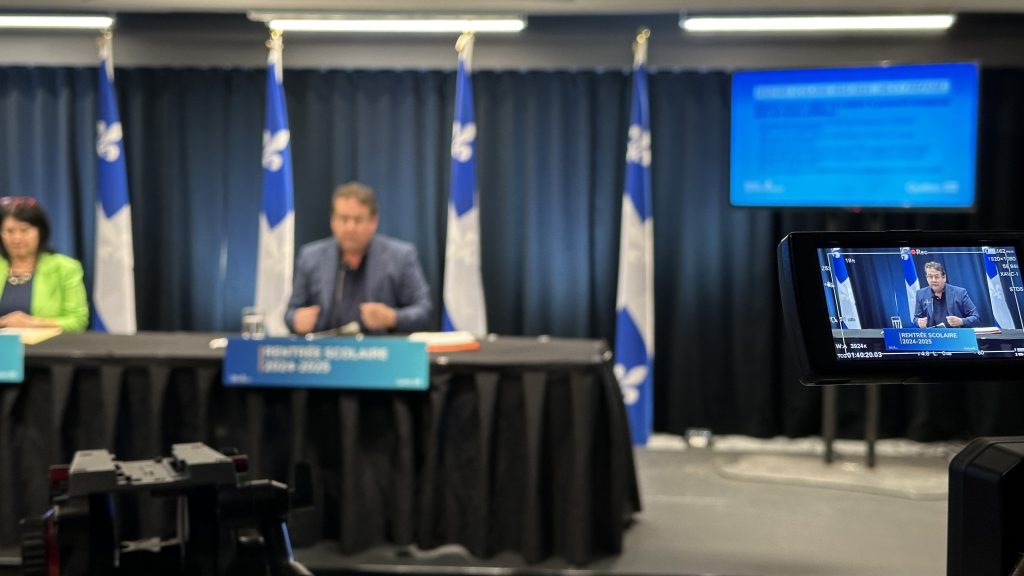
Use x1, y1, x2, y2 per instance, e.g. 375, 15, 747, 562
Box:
730, 62, 979, 208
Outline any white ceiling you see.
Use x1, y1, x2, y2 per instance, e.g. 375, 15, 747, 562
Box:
1, 0, 1022, 70
1, 0, 1022, 14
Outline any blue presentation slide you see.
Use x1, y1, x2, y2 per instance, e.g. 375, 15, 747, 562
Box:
731, 62, 979, 208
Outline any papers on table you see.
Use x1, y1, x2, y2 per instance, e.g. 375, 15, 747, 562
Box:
0, 327, 63, 345
408, 331, 481, 353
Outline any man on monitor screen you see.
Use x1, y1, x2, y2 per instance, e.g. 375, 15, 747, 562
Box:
914, 262, 980, 328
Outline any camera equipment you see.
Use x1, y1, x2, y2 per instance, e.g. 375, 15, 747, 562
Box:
779, 230, 1024, 575
778, 230, 1024, 384
948, 437, 1024, 576
20, 443, 312, 576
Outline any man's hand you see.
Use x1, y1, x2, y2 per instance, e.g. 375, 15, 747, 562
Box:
916, 317, 928, 328
946, 315, 965, 327
293, 305, 321, 335
360, 303, 397, 331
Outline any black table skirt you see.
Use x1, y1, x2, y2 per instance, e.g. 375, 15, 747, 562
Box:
0, 333, 640, 564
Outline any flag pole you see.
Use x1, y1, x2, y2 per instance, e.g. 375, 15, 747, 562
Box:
97, 29, 112, 75
97, 29, 112, 49
616, 26, 654, 445
255, 23, 295, 337
93, 27, 138, 334
267, 28, 282, 62
442, 29, 487, 336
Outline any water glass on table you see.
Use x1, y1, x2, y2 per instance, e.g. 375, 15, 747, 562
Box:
241, 307, 266, 340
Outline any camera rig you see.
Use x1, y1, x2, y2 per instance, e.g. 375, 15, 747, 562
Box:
20, 442, 312, 576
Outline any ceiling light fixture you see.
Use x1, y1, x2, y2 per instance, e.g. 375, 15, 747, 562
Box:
0, 14, 114, 30
680, 14, 956, 33
248, 13, 526, 34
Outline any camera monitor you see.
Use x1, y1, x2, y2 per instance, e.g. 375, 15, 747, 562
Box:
779, 231, 1024, 384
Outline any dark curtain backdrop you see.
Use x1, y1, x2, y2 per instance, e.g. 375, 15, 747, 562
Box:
3, 65, 1024, 440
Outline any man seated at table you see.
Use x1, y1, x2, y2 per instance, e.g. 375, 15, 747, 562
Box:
285, 181, 433, 335
913, 261, 979, 328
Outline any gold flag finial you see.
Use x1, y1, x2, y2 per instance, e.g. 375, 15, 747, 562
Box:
633, 28, 650, 65
455, 30, 475, 53
634, 27, 650, 50
97, 29, 112, 52
267, 27, 283, 49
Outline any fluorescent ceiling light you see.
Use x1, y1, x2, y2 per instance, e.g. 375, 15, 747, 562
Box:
258, 15, 525, 34
681, 14, 956, 33
0, 14, 114, 30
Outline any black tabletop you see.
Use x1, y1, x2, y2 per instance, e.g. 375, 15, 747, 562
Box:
24, 332, 612, 368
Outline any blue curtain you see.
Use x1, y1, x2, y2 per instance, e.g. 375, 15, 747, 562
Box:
7, 64, 1024, 439
0, 68, 95, 262
475, 71, 629, 337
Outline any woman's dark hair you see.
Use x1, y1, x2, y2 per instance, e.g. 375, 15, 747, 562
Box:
0, 197, 53, 260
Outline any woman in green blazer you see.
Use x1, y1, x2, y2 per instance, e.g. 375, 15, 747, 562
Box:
0, 197, 88, 332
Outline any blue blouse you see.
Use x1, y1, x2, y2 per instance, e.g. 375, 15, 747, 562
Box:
0, 278, 33, 317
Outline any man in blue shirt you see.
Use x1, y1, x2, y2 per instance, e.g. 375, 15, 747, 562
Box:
285, 182, 433, 335
913, 261, 979, 328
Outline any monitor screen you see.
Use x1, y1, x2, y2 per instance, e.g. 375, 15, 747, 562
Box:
778, 231, 1024, 384
731, 62, 979, 208
820, 245, 1024, 361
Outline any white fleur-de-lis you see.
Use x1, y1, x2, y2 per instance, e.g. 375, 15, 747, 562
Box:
262, 129, 290, 172
96, 121, 122, 163
614, 362, 648, 406
446, 215, 480, 267
625, 124, 651, 167
451, 122, 476, 163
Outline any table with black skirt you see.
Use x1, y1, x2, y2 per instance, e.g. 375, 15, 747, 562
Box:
0, 332, 640, 565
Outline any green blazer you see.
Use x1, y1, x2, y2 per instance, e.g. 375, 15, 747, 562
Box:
0, 253, 89, 333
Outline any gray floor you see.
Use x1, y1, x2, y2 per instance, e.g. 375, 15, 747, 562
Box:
0, 436, 954, 575
297, 436, 954, 576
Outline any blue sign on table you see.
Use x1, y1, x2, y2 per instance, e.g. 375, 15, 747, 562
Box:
882, 328, 979, 353
0, 334, 23, 383
223, 337, 429, 390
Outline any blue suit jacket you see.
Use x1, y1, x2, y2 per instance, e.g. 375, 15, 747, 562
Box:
285, 234, 433, 334
913, 283, 980, 327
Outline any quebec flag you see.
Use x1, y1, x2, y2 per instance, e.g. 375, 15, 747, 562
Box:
255, 34, 295, 337
614, 32, 654, 445
830, 249, 861, 329
900, 247, 919, 323
442, 33, 487, 336
983, 247, 1015, 329
93, 34, 137, 334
